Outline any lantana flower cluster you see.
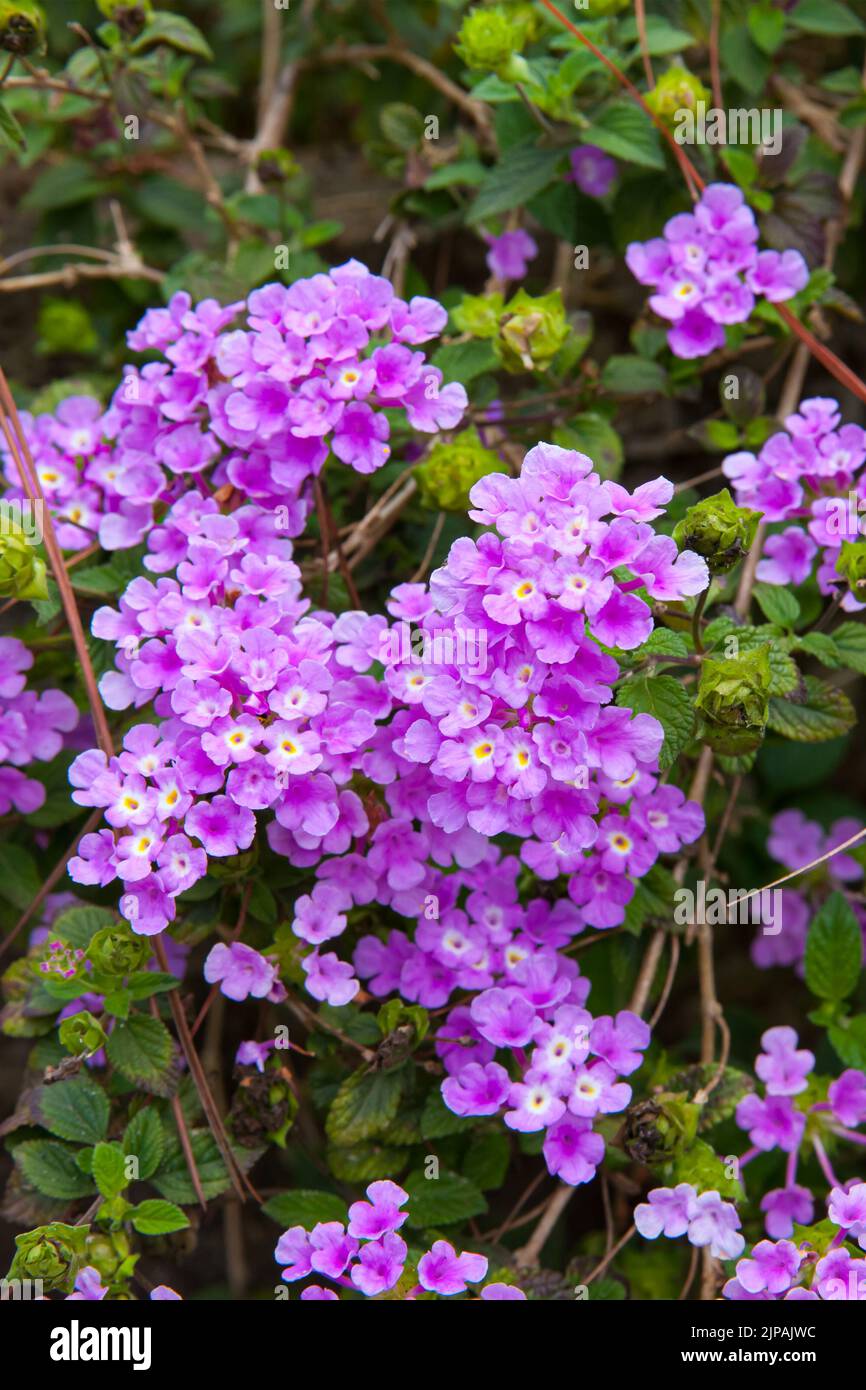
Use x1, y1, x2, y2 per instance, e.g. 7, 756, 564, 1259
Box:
634, 1028, 866, 1298
626, 182, 808, 359
752, 810, 865, 974
0, 263, 466, 553
274, 1179, 524, 1299
734, 1027, 866, 1242
723, 395, 866, 609
66, 443, 707, 977
0, 636, 78, 816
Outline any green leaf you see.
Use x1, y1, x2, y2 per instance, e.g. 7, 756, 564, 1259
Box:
747, 0, 787, 53
404, 1168, 488, 1228
467, 144, 564, 224
584, 100, 664, 170
0, 842, 40, 911
106, 1014, 176, 1096
463, 1131, 510, 1190
753, 582, 800, 627
554, 412, 623, 480
620, 16, 695, 55
379, 102, 426, 150
790, 0, 865, 36
828, 622, 866, 674
325, 1066, 406, 1146
326, 1142, 407, 1184
262, 1189, 346, 1227
420, 1088, 474, 1140
131, 1198, 190, 1236
828, 1014, 866, 1069
152, 1130, 235, 1204
53, 905, 117, 951
767, 677, 856, 742
39, 1076, 110, 1146
15, 1140, 95, 1200
616, 675, 695, 769
600, 354, 668, 396
431, 339, 499, 385
22, 159, 111, 212
804, 892, 863, 1001
670, 1139, 743, 1201
91, 1141, 128, 1199
0, 98, 26, 152
123, 1107, 164, 1181
130, 11, 214, 59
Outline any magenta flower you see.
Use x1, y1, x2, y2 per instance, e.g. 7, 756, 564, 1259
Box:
441, 1061, 511, 1117
309, 1222, 359, 1279
204, 942, 279, 1002
417, 1240, 488, 1295
480, 1283, 527, 1300
634, 1184, 695, 1240
302, 951, 359, 1006
483, 229, 538, 280
350, 1232, 407, 1296
347, 1181, 409, 1240
568, 144, 616, 198
543, 1116, 604, 1185
735, 1240, 803, 1295
755, 1026, 814, 1096
470, 987, 536, 1047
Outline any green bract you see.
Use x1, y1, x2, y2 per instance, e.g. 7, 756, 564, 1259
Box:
672, 489, 762, 576
455, 4, 529, 75
835, 540, 866, 598
645, 64, 711, 124
415, 428, 501, 512
0, 0, 45, 54
0, 519, 48, 600
58, 1010, 109, 1058
497, 289, 569, 373
8, 1222, 88, 1293
87, 925, 151, 976
695, 646, 772, 755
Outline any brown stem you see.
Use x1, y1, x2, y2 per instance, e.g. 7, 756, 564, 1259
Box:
0, 375, 114, 759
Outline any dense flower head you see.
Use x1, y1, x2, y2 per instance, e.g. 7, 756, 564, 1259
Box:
723, 396, 866, 611
0, 636, 78, 816
67, 441, 706, 971
1, 264, 466, 553
626, 183, 808, 359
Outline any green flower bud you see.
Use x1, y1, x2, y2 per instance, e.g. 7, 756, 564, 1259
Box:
672, 488, 761, 576
58, 1010, 108, 1058
645, 64, 711, 127
695, 645, 772, 755
95, 0, 152, 37
0, 1, 45, 54
497, 289, 569, 374
87, 924, 150, 977
452, 292, 504, 340
415, 429, 501, 513
8, 1221, 88, 1293
256, 147, 300, 185
623, 1094, 700, 1165
0, 519, 48, 601
455, 5, 528, 75
835, 541, 866, 598
230, 1062, 298, 1149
